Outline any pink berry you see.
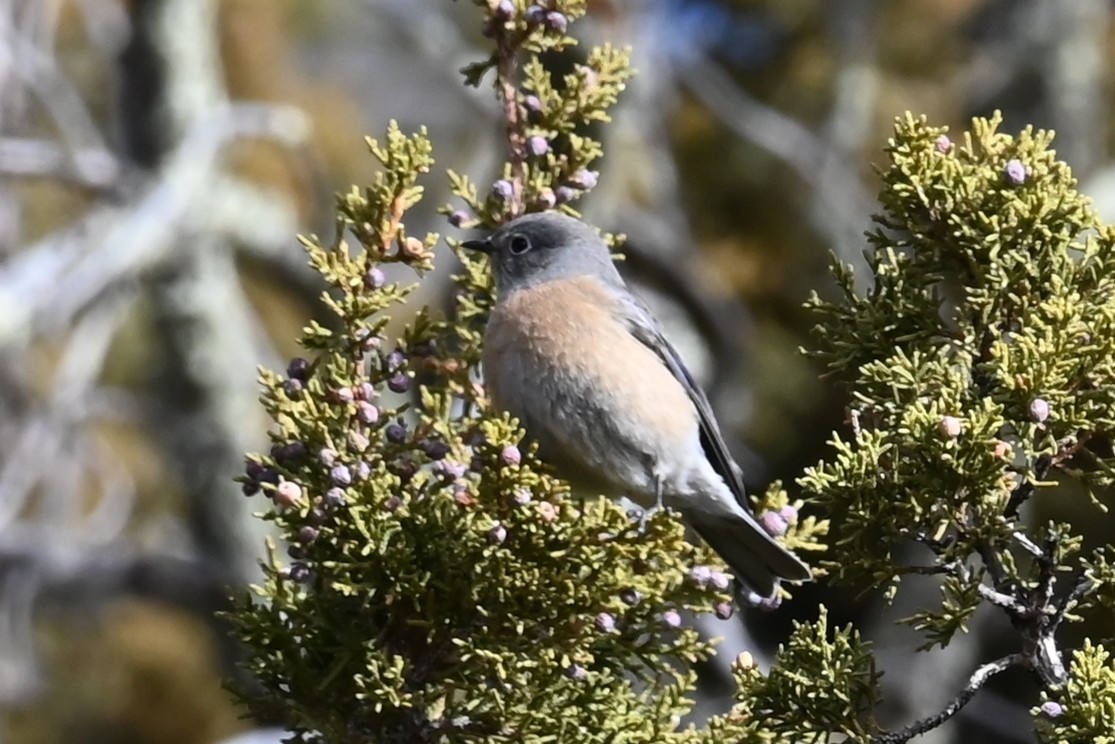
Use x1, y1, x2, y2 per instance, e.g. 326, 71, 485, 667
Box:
688, 565, 712, 588
569, 169, 598, 189
275, 481, 302, 507
543, 10, 567, 33
330, 464, 352, 486
759, 511, 788, 538
660, 610, 682, 628
487, 524, 508, 544
538, 502, 557, 522
364, 268, 386, 289
1040, 701, 1064, 718
454, 486, 475, 507
523, 95, 543, 120
554, 185, 576, 204
491, 179, 514, 201
526, 135, 549, 157
939, 415, 962, 439
357, 401, 379, 424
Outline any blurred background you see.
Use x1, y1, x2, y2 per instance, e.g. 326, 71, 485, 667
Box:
1, 1, 1112, 742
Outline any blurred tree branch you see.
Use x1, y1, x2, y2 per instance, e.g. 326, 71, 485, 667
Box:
0, 0, 312, 706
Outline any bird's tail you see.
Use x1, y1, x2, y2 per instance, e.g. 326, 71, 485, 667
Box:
687, 511, 811, 598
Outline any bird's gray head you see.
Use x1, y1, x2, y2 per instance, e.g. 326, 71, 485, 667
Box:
461, 212, 622, 297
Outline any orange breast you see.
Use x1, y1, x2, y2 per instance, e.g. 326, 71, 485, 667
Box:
482, 276, 698, 480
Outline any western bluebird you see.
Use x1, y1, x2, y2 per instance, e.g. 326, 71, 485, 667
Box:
462, 212, 811, 597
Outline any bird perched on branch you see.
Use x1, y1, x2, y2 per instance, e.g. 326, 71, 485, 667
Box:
462, 212, 811, 597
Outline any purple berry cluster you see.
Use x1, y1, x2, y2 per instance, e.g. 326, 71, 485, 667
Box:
552, 170, 598, 205
684, 563, 736, 618
579, 562, 738, 652
383, 348, 411, 394
758, 503, 799, 539
482, 0, 564, 37
524, 4, 567, 33
284, 357, 311, 398
241, 458, 279, 497
251, 342, 443, 586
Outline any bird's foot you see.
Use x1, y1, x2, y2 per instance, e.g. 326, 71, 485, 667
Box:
632, 505, 665, 533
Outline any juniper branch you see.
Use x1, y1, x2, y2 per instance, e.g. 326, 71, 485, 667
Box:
871, 654, 1025, 744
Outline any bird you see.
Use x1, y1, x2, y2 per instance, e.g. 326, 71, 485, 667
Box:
461, 211, 811, 597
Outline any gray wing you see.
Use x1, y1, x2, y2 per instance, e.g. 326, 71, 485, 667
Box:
616, 289, 812, 590
616, 292, 750, 510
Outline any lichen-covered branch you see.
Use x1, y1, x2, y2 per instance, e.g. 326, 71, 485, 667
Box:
872, 654, 1024, 744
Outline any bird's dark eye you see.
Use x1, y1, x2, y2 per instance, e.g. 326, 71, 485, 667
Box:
508, 234, 532, 255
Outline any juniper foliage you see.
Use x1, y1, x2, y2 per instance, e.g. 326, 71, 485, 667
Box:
802, 113, 1115, 741
226, 3, 825, 742
225, 2, 1115, 741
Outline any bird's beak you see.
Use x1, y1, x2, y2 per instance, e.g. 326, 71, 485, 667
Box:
461, 238, 493, 254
